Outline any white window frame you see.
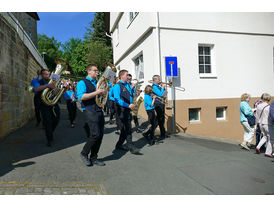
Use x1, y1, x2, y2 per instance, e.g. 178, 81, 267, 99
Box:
133, 53, 144, 80
216, 107, 226, 121
198, 44, 217, 78
189, 108, 201, 123
128, 12, 139, 28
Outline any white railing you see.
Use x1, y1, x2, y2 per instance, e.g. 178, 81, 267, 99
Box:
0, 12, 48, 69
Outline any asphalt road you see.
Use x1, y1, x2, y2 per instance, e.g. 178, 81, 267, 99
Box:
0, 103, 274, 195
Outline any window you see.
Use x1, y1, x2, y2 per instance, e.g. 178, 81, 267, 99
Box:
129, 12, 138, 24
198, 45, 216, 77
189, 108, 201, 122
216, 107, 226, 120
134, 54, 144, 80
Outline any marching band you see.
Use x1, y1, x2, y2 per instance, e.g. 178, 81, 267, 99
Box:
30, 60, 171, 166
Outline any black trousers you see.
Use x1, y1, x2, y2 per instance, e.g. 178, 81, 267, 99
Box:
81, 110, 105, 160
40, 104, 60, 142
114, 103, 122, 131
109, 100, 116, 120
144, 109, 157, 139
155, 105, 166, 137
66, 100, 77, 124
34, 95, 41, 124
104, 99, 110, 114
115, 106, 133, 147
133, 115, 139, 127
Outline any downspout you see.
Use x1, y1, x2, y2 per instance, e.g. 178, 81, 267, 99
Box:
156, 12, 162, 79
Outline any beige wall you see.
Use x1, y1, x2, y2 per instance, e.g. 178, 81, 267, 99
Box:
0, 15, 42, 140
138, 97, 270, 142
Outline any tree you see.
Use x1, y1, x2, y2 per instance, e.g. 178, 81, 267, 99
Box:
85, 12, 111, 47
87, 41, 113, 72
69, 41, 89, 76
38, 34, 63, 71
61, 38, 82, 64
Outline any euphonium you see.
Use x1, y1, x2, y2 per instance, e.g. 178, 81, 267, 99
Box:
95, 63, 117, 107
132, 80, 144, 116
41, 58, 68, 106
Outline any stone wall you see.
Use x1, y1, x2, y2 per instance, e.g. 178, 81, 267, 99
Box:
0, 15, 42, 140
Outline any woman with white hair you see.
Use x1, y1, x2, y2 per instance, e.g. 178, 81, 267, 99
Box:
255, 93, 273, 158
239, 93, 255, 150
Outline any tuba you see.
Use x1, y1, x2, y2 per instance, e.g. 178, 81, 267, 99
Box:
41, 58, 68, 106
95, 63, 117, 107
132, 80, 144, 116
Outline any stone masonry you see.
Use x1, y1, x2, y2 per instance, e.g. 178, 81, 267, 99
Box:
0, 15, 42, 139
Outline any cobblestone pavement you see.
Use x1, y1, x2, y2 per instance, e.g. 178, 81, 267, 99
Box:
0, 182, 107, 195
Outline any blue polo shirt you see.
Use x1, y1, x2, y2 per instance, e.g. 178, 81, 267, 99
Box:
109, 86, 115, 101
31, 78, 39, 94
144, 94, 155, 110
152, 83, 165, 97
113, 80, 134, 108
64, 90, 77, 101
76, 76, 97, 101
33, 79, 47, 93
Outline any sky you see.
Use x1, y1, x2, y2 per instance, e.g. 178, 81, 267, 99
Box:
37, 12, 95, 45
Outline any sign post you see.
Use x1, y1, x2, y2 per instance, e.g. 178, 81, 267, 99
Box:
165, 57, 178, 134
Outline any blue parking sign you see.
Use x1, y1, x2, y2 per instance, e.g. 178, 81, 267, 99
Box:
165, 56, 178, 77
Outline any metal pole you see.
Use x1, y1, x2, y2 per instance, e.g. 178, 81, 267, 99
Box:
171, 64, 175, 133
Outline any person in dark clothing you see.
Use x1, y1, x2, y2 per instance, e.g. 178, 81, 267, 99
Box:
33, 69, 62, 147
76, 64, 107, 167
64, 84, 77, 128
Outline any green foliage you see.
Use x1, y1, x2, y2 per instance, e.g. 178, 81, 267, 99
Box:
38, 34, 63, 71
87, 41, 113, 72
69, 41, 89, 76
85, 12, 111, 47
38, 12, 113, 77
61, 38, 82, 64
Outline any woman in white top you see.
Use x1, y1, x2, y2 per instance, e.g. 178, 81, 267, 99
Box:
255, 93, 273, 158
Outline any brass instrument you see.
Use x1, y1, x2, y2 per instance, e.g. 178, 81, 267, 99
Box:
132, 80, 144, 116
148, 80, 172, 87
41, 58, 68, 106
95, 62, 117, 107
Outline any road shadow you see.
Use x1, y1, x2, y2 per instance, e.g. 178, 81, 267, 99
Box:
0, 103, 88, 177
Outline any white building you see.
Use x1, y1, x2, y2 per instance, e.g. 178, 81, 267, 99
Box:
106, 12, 274, 141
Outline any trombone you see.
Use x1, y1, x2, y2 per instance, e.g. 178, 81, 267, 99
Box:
148, 80, 185, 91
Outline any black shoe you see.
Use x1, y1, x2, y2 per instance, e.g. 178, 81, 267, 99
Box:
136, 128, 142, 133
80, 153, 92, 166
91, 159, 105, 166
148, 140, 155, 146
143, 133, 149, 140
46, 141, 51, 147
115, 145, 129, 151
155, 137, 164, 143
127, 145, 141, 154
109, 120, 114, 125
115, 130, 120, 135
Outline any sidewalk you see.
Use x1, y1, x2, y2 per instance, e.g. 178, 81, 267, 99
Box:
0, 103, 273, 195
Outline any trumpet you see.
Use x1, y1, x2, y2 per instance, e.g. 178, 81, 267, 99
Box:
148, 80, 172, 87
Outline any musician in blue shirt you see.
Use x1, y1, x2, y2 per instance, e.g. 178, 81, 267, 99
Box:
31, 69, 42, 126
76, 64, 106, 167
113, 70, 140, 154
34, 69, 61, 147
143, 85, 158, 146
64, 83, 78, 128
152, 75, 169, 140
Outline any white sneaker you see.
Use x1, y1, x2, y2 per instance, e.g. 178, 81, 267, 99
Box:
240, 143, 250, 151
